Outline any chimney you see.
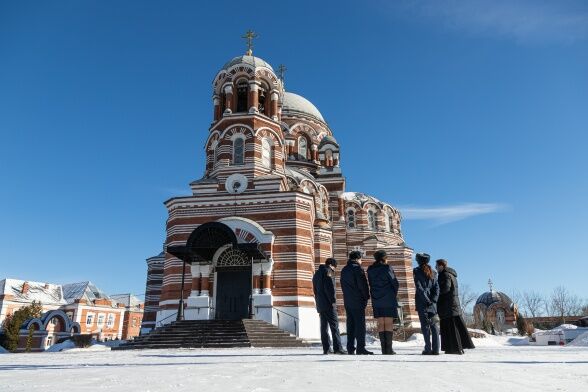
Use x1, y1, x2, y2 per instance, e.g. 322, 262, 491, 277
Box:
22, 281, 30, 295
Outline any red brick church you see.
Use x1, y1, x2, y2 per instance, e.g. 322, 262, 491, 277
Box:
143, 38, 417, 339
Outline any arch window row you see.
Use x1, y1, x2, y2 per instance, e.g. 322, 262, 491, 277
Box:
346, 208, 399, 233
210, 136, 274, 169
219, 78, 272, 117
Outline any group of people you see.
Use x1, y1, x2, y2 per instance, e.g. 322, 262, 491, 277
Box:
312, 250, 475, 355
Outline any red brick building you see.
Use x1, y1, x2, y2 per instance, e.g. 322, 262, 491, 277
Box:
148, 46, 417, 338
1, 279, 143, 346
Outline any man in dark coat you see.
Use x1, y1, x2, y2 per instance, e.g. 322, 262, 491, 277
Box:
436, 259, 475, 354
312, 258, 345, 354
340, 250, 373, 355
413, 252, 440, 355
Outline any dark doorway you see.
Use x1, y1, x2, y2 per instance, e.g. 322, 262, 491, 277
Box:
215, 266, 251, 320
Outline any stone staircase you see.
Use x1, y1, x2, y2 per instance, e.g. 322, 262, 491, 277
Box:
113, 319, 308, 350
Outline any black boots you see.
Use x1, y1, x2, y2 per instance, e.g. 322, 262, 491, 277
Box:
379, 331, 396, 355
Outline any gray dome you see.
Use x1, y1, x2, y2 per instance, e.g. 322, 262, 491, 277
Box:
476, 291, 513, 307
320, 135, 338, 146
222, 55, 274, 71
282, 92, 325, 122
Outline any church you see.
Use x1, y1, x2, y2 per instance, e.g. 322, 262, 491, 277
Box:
144, 35, 418, 339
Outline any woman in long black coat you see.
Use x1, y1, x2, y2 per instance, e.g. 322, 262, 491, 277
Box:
436, 259, 475, 354
367, 250, 399, 355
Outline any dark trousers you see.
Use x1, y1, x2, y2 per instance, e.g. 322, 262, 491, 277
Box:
345, 307, 366, 353
418, 311, 440, 353
319, 307, 342, 352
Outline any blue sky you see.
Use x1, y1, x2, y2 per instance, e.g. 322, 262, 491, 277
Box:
1, 0, 587, 300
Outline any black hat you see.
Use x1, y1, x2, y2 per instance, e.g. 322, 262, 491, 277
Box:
416, 253, 431, 265
349, 250, 362, 260
373, 250, 387, 261
325, 258, 337, 267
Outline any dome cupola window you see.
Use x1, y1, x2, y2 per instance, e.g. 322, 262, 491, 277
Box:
261, 137, 272, 169
368, 209, 377, 230
236, 79, 248, 113
233, 137, 245, 165
298, 137, 308, 160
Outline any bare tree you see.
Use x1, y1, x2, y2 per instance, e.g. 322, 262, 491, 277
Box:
582, 303, 588, 317
459, 284, 478, 316
521, 291, 545, 318
550, 286, 583, 323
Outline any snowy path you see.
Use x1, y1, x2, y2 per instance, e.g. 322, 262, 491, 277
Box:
0, 345, 587, 391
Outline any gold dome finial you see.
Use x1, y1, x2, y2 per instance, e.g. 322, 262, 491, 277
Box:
242, 29, 258, 55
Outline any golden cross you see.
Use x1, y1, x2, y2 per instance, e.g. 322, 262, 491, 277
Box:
242, 30, 258, 55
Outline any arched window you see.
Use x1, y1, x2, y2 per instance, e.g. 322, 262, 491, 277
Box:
368, 210, 377, 230
384, 211, 390, 232
261, 137, 272, 168
298, 137, 307, 160
233, 137, 244, 165
347, 209, 356, 229
258, 83, 268, 114
236, 79, 248, 113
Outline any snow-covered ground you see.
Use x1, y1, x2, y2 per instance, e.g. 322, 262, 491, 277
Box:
1, 337, 587, 392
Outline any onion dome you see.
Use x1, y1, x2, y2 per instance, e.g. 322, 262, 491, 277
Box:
476, 291, 513, 307
222, 55, 274, 71
282, 92, 325, 122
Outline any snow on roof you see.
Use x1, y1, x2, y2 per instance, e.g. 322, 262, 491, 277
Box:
62, 281, 110, 304
341, 192, 398, 211
110, 293, 143, 309
0, 278, 67, 306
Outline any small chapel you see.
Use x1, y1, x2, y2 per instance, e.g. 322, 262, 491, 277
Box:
142, 34, 418, 339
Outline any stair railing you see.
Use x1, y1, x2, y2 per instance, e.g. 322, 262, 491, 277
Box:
272, 307, 299, 336
155, 311, 178, 328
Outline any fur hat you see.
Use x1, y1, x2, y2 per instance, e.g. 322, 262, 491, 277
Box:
416, 253, 431, 265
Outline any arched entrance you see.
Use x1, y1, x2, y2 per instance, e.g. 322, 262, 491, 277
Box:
167, 221, 269, 321
214, 246, 252, 320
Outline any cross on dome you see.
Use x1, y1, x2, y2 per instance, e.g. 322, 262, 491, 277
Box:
488, 278, 494, 291
242, 30, 258, 55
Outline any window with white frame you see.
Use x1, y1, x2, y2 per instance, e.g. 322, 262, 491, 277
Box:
46, 335, 53, 347
298, 137, 307, 160
233, 137, 244, 165
106, 313, 114, 328
347, 209, 356, 229
86, 313, 94, 326
97, 314, 105, 328
261, 137, 272, 168
368, 209, 377, 230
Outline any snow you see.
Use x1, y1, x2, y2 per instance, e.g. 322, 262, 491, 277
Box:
45, 340, 76, 352
552, 324, 578, 331
0, 345, 586, 391
570, 331, 588, 347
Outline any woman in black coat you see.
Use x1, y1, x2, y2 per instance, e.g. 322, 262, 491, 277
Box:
436, 259, 475, 354
367, 250, 399, 355
414, 253, 440, 355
